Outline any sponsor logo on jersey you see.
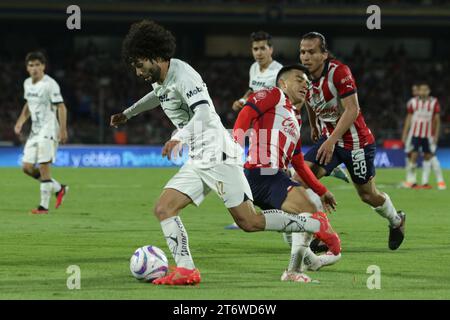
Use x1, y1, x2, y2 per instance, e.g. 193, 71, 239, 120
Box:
186, 86, 203, 99
26, 92, 40, 98
281, 116, 298, 138
251, 80, 267, 88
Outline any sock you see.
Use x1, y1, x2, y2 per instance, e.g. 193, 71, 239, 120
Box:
305, 188, 324, 212
262, 209, 320, 233
52, 178, 62, 193
288, 232, 319, 272
373, 192, 401, 227
40, 180, 53, 210
160, 216, 195, 270
431, 156, 444, 183
406, 160, 417, 184
422, 159, 432, 185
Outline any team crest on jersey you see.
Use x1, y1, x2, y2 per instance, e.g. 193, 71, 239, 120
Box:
253, 89, 269, 102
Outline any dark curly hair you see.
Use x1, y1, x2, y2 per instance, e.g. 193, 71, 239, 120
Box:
122, 20, 176, 64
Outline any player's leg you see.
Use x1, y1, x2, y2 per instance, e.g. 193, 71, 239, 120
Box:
32, 161, 53, 214
403, 135, 417, 188
421, 151, 433, 188
430, 141, 446, 190
152, 164, 204, 285
281, 186, 341, 277
22, 162, 41, 180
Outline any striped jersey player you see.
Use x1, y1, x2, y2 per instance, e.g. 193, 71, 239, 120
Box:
401, 82, 446, 189
298, 32, 406, 250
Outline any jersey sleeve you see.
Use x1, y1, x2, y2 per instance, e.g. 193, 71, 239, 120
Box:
333, 64, 357, 99
23, 81, 27, 101
49, 80, 64, 104
434, 99, 441, 114
244, 87, 281, 116
178, 74, 211, 112
406, 98, 414, 114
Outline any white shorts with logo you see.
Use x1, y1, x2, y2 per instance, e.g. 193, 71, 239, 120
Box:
22, 136, 58, 164
165, 161, 253, 208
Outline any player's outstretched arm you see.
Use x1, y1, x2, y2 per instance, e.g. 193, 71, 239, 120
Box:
305, 104, 319, 142
56, 103, 68, 144
14, 103, 30, 135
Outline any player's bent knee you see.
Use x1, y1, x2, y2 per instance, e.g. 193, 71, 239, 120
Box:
153, 203, 176, 221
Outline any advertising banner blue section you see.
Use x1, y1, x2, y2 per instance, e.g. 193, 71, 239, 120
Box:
1, 145, 450, 169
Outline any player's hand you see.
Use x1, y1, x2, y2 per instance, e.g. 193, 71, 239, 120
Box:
59, 128, 68, 144
232, 100, 244, 112
311, 127, 320, 143
320, 191, 337, 214
162, 139, 182, 161
14, 123, 22, 135
316, 138, 335, 165
110, 113, 128, 128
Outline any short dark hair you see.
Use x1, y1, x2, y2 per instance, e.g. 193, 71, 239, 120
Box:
276, 64, 310, 85
25, 51, 46, 65
122, 20, 176, 64
416, 80, 429, 87
250, 31, 272, 47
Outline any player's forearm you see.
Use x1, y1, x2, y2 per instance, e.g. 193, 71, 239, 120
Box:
292, 153, 327, 196
16, 103, 30, 125
401, 116, 411, 141
328, 98, 359, 143
123, 91, 160, 119
57, 103, 68, 130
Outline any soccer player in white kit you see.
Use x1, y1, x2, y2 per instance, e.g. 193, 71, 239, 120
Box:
231, 31, 282, 112
401, 81, 446, 190
14, 52, 69, 214
110, 20, 340, 285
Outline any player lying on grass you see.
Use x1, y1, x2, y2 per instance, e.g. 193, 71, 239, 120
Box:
298, 32, 406, 251
233, 64, 341, 282
110, 20, 341, 285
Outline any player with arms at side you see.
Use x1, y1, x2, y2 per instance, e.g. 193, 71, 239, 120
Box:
401, 81, 446, 190
14, 52, 69, 214
298, 32, 406, 250
234, 64, 342, 282
231, 31, 282, 112
110, 20, 341, 285
401, 84, 419, 188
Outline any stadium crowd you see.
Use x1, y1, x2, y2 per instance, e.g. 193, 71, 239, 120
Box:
1, 43, 449, 146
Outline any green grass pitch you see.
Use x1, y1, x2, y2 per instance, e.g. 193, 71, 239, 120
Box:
1, 167, 449, 299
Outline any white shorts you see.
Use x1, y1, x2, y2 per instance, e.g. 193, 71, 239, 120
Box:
22, 137, 58, 164
165, 162, 253, 208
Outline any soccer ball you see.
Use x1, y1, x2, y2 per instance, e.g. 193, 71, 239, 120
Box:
130, 245, 169, 282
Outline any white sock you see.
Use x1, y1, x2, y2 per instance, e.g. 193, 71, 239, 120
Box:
373, 193, 401, 227
160, 216, 195, 270
263, 209, 320, 233
431, 156, 444, 183
422, 159, 432, 185
40, 180, 53, 209
52, 178, 62, 193
305, 188, 324, 212
288, 232, 319, 272
406, 160, 417, 184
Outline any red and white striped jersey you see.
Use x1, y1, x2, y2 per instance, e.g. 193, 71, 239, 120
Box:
238, 87, 303, 170
407, 96, 440, 138
305, 59, 375, 150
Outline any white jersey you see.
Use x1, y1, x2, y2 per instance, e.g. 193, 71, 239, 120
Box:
150, 59, 241, 167
248, 60, 283, 92
23, 74, 63, 140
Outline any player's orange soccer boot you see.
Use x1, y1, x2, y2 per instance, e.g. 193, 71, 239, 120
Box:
152, 267, 201, 285
311, 212, 341, 255
55, 185, 69, 209
31, 206, 48, 214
